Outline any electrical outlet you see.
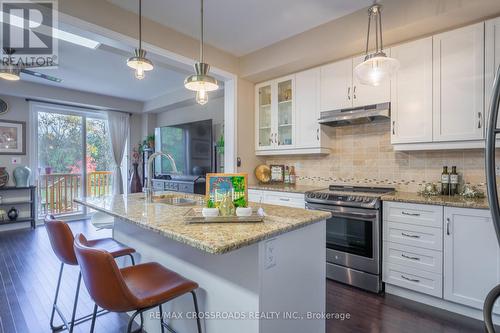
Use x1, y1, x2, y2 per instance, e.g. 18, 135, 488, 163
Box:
11, 157, 20, 165
264, 239, 276, 269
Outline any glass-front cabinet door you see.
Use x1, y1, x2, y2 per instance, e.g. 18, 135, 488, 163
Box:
276, 77, 294, 148
257, 83, 273, 149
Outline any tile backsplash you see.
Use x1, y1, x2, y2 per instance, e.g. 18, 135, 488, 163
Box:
265, 121, 491, 193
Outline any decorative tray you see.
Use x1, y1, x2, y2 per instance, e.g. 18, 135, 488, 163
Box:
184, 208, 264, 224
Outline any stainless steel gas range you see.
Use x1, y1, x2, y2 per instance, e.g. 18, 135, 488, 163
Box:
305, 185, 394, 293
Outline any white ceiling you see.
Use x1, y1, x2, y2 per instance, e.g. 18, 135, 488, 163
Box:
23, 40, 189, 102
107, 0, 372, 56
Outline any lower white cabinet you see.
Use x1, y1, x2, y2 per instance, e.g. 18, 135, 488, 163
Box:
248, 189, 305, 209
444, 207, 500, 313
383, 202, 500, 315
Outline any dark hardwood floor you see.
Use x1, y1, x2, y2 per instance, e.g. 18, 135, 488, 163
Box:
0, 220, 490, 333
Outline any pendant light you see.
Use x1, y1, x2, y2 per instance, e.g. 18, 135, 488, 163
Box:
0, 66, 20, 81
184, 0, 219, 105
127, 0, 153, 80
354, 4, 399, 87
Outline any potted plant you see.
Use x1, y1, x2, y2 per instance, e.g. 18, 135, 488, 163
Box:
145, 134, 155, 149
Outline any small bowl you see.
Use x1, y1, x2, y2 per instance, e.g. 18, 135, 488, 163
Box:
236, 207, 253, 217
202, 208, 219, 217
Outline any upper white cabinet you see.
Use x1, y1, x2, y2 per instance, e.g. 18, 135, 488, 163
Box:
255, 76, 296, 152
320, 58, 353, 111
352, 54, 391, 107
486, 17, 500, 127
444, 207, 500, 313
320, 54, 391, 112
391, 37, 433, 144
433, 23, 485, 142
256, 70, 330, 155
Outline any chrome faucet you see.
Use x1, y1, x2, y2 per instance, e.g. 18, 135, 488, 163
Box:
145, 151, 178, 203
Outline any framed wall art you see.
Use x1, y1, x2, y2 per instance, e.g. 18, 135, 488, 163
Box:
270, 165, 285, 183
0, 120, 26, 155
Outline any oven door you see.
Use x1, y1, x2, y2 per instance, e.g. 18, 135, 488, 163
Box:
306, 202, 380, 275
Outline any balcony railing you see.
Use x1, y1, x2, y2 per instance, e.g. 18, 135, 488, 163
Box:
38, 171, 112, 217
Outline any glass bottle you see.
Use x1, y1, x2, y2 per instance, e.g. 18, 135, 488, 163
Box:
219, 192, 235, 216
450, 166, 459, 196
441, 166, 450, 195
289, 166, 296, 185
284, 166, 290, 184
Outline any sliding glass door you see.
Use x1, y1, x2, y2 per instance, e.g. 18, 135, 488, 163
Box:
35, 106, 114, 219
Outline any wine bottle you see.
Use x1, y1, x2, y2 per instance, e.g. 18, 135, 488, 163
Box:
289, 166, 296, 185
441, 166, 450, 196
450, 166, 459, 196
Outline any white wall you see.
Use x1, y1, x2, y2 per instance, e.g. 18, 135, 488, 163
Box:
156, 96, 225, 127
0, 95, 31, 186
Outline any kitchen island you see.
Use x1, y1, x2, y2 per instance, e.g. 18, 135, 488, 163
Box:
75, 193, 329, 333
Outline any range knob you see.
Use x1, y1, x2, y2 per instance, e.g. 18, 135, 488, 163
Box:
356, 197, 363, 202
321, 193, 329, 200
315, 193, 322, 198
363, 198, 372, 203
347, 196, 354, 201
306, 192, 314, 198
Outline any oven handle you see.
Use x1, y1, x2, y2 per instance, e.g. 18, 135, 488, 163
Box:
306, 205, 377, 220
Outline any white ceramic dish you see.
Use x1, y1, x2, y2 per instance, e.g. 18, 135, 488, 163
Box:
202, 208, 220, 217
236, 207, 253, 217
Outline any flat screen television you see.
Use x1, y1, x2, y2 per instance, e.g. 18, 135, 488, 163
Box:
154, 119, 213, 177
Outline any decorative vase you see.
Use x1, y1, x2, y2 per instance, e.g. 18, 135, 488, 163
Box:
129, 162, 142, 193
7, 207, 18, 221
13, 166, 31, 187
219, 193, 235, 216
0, 167, 9, 187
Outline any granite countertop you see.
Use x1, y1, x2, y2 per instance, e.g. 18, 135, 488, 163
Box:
382, 192, 489, 209
248, 184, 325, 194
75, 193, 330, 255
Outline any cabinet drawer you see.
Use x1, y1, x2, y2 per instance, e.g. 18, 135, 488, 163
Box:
383, 201, 443, 228
384, 262, 442, 298
263, 191, 305, 208
384, 221, 442, 251
384, 241, 442, 274
248, 189, 263, 203
152, 181, 165, 191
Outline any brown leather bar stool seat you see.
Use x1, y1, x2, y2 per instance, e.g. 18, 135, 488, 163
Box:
73, 233, 202, 333
44, 215, 136, 332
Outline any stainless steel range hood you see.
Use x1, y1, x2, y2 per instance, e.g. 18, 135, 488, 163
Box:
318, 102, 390, 127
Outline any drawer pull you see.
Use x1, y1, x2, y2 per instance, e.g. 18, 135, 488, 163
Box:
401, 275, 420, 283
279, 198, 291, 202
402, 211, 421, 217
401, 253, 420, 261
401, 232, 420, 239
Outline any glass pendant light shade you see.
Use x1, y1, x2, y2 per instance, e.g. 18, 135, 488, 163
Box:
355, 4, 399, 87
354, 52, 400, 86
0, 67, 20, 81
196, 89, 208, 105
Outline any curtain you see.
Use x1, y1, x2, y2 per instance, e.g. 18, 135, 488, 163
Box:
107, 111, 129, 195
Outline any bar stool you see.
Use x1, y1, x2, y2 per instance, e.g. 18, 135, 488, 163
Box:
44, 215, 136, 332
73, 233, 202, 333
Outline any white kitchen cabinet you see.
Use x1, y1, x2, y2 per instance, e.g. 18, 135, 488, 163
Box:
444, 207, 500, 313
390, 37, 433, 144
248, 189, 305, 209
433, 23, 485, 142
352, 53, 391, 107
255, 76, 296, 152
486, 17, 500, 128
295, 68, 330, 152
320, 58, 352, 111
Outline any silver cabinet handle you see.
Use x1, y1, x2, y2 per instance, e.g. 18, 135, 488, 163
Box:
392, 121, 395, 135
279, 198, 291, 202
446, 218, 451, 235
317, 128, 320, 141
347, 87, 351, 100
402, 211, 420, 217
401, 275, 420, 283
401, 232, 420, 239
401, 253, 420, 261
353, 85, 357, 99
478, 112, 482, 129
